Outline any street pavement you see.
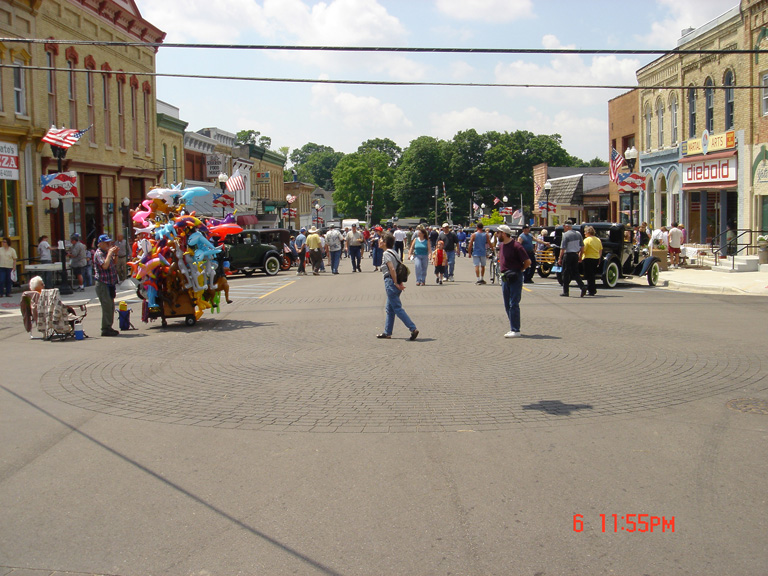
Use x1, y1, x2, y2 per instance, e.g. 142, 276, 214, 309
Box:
1, 255, 767, 576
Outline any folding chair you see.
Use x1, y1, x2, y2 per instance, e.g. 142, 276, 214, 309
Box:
36, 288, 88, 341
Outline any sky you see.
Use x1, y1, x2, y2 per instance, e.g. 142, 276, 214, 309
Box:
134, 0, 735, 165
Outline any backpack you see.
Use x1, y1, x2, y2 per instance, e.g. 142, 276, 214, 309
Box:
388, 249, 410, 283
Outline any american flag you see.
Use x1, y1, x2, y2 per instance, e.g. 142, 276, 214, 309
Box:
493, 196, 500, 205
617, 172, 646, 192
41, 171, 79, 199
225, 169, 245, 193
472, 202, 479, 212
609, 148, 625, 183
42, 125, 91, 149
535, 182, 541, 194
537, 200, 557, 214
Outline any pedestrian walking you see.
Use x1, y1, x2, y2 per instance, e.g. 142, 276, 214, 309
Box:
467, 223, 490, 284
438, 223, 459, 281
295, 228, 307, 275
371, 226, 384, 271
432, 240, 447, 284
558, 221, 587, 298
346, 224, 364, 272
37, 235, 53, 287
497, 225, 531, 338
305, 226, 323, 275
326, 224, 343, 274
517, 224, 537, 284
407, 226, 431, 286
668, 222, 683, 268
68, 234, 88, 291
0, 237, 17, 297
93, 234, 120, 336
377, 232, 418, 341
582, 226, 602, 296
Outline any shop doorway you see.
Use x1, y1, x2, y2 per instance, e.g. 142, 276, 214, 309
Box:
82, 174, 101, 249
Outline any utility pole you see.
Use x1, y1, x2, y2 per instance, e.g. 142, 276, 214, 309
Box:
434, 186, 439, 226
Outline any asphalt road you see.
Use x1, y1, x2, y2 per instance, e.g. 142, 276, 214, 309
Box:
1, 255, 767, 576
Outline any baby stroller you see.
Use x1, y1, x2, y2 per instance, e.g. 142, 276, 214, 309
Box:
21, 288, 88, 341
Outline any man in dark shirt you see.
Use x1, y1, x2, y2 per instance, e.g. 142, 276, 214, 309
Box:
557, 221, 587, 298
438, 223, 459, 281
497, 225, 531, 338
94, 234, 120, 336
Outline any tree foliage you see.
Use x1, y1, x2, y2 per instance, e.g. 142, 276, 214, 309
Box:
332, 150, 395, 222
236, 129, 271, 149
289, 143, 344, 190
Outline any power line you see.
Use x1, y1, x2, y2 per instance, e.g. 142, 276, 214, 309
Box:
2, 63, 763, 90
3, 37, 767, 56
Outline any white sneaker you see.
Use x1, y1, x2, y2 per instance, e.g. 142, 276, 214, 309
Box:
504, 331, 520, 338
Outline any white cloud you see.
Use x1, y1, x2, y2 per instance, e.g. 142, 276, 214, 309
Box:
311, 82, 413, 130
136, 0, 265, 42
494, 35, 639, 106
434, 0, 534, 22
642, 0, 738, 46
521, 108, 608, 161
450, 61, 476, 80
429, 107, 517, 140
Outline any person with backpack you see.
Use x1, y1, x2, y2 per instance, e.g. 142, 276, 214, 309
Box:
377, 231, 418, 341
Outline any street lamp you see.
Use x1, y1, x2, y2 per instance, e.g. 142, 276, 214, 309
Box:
49, 144, 73, 295
121, 197, 131, 279
480, 203, 486, 219
624, 146, 639, 226
217, 172, 228, 218
543, 181, 552, 227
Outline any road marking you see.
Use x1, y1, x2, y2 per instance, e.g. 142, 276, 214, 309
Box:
259, 280, 296, 299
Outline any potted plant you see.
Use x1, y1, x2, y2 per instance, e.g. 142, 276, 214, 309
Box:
651, 238, 669, 270
757, 235, 768, 248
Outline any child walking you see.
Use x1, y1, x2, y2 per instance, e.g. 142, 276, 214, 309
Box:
433, 240, 447, 285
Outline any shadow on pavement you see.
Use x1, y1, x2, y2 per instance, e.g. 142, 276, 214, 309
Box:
521, 399, 594, 416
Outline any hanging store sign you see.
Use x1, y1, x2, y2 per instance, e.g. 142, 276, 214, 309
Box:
41, 171, 79, 199
682, 156, 737, 186
205, 153, 224, 178
682, 130, 735, 156
0, 141, 20, 180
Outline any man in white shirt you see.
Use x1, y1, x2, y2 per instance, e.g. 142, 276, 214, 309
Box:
325, 224, 343, 274
346, 224, 364, 272
393, 226, 408, 259
667, 222, 684, 268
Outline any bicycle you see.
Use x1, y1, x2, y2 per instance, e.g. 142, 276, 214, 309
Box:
488, 251, 500, 284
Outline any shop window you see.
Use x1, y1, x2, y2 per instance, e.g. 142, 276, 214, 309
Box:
85, 63, 95, 143
762, 74, 768, 116
117, 75, 126, 149
656, 98, 664, 148
705, 78, 714, 133
67, 60, 77, 128
13, 59, 26, 115
644, 104, 652, 150
724, 71, 734, 130
102, 74, 111, 146
688, 87, 697, 138
46, 50, 57, 126
670, 94, 678, 144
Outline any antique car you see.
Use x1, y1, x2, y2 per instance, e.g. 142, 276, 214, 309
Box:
224, 228, 289, 276
548, 222, 661, 288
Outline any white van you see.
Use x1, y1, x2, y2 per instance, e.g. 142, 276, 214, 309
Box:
342, 219, 361, 229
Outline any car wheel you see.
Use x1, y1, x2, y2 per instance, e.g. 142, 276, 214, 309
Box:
602, 261, 619, 288
538, 263, 551, 278
243, 269, 254, 277
281, 254, 292, 271
185, 315, 196, 326
647, 261, 660, 286
264, 256, 280, 276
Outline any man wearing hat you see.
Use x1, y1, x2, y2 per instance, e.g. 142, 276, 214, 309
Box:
325, 224, 343, 274
94, 234, 120, 336
305, 226, 323, 275
497, 224, 531, 338
438, 223, 459, 281
295, 228, 307, 275
68, 233, 88, 292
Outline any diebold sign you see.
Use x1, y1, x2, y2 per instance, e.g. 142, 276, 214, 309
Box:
0, 141, 20, 180
682, 130, 735, 156
682, 156, 737, 186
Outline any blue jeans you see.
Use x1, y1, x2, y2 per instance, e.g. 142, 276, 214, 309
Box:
501, 272, 524, 333
413, 254, 428, 283
384, 277, 416, 335
446, 250, 456, 278
330, 250, 341, 273
349, 245, 362, 270
0, 267, 12, 296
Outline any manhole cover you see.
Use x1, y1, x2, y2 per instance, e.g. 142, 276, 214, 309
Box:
726, 398, 768, 415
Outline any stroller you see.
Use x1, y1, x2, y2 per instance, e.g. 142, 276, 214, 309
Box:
21, 288, 88, 341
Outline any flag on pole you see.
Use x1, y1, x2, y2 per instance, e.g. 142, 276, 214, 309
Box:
511, 209, 524, 225
499, 207, 515, 216
535, 182, 541, 194
537, 200, 557, 214
472, 202, 479, 212
609, 148, 626, 183
225, 169, 245, 193
493, 197, 500, 205
42, 125, 92, 149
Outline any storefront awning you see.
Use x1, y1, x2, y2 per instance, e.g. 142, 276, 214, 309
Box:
236, 215, 259, 227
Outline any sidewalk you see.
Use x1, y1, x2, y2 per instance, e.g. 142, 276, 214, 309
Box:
0, 279, 139, 318
656, 266, 768, 296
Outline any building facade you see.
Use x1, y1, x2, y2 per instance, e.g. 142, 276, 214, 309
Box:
608, 89, 638, 224
0, 0, 164, 267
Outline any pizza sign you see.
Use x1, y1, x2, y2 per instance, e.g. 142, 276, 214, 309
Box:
0, 141, 20, 180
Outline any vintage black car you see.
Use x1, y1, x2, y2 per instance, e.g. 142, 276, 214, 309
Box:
224, 228, 290, 276
548, 222, 661, 288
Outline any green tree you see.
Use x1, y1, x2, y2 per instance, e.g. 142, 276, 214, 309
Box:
236, 130, 272, 149
332, 150, 395, 222
357, 138, 402, 168
480, 209, 505, 226
289, 143, 344, 190
393, 136, 450, 219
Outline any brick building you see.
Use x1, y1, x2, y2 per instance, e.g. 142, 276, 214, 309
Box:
608, 89, 638, 224
0, 0, 164, 267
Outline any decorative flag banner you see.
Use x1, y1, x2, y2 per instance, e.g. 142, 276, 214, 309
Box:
472, 202, 479, 211
617, 172, 646, 192
226, 169, 245, 193
511, 209, 524, 225
609, 148, 626, 183
213, 190, 235, 208
41, 171, 78, 199
535, 182, 541, 193
42, 125, 91, 149
286, 194, 296, 204
537, 200, 557, 214
499, 206, 515, 216
493, 197, 501, 205
281, 207, 297, 217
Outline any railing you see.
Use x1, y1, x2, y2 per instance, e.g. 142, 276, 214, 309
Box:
710, 228, 768, 269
